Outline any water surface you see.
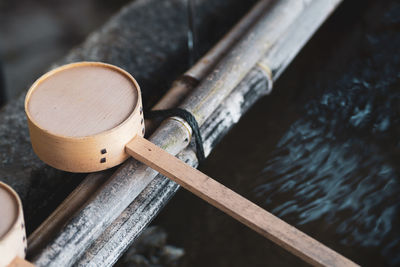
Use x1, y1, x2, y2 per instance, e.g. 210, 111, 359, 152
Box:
155, 0, 400, 266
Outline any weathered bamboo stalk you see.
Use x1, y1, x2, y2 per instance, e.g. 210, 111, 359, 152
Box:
75, 163, 184, 266
27, 172, 111, 257
178, 0, 302, 126
27, 0, 272, 257
75, 1, 349, 266
151, 0, 273, 111
30, 0, 350, 266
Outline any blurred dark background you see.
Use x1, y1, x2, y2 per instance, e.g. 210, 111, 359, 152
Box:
0, 0, 130, 105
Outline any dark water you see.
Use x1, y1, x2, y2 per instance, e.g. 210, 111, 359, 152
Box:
154, 1, 400, 266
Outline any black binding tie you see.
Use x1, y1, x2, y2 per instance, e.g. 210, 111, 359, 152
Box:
146, 108, 205, 163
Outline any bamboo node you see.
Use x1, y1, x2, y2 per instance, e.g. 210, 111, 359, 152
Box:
256, 62, 273, 93
169, 116, 193, 142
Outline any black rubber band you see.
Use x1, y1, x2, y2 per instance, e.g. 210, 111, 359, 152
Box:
146, 108, 205, 163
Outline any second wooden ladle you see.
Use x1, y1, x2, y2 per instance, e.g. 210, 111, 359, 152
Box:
25, 62, 356, 266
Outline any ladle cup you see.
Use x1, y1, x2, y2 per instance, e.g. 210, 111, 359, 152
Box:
0, 182, 34, 267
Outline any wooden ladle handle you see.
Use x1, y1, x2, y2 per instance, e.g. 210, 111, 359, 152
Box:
7, 257, 35, 267
126, 136, 357, 267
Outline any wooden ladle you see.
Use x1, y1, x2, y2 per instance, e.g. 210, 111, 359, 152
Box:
0, 182, 34, 267
24, 62, 356, 266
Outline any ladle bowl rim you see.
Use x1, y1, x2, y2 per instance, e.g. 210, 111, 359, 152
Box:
0, 181, 23, 242
24, 61, 142, 141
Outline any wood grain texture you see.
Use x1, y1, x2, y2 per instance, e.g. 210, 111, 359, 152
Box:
7, 257, 35, 267
25, 62, 144, 172
27, 64, 137, 137
126, 136, 358, 267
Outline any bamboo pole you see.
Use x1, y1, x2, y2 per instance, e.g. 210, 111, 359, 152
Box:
30, 0, 352, 266
27, 0, 273, 257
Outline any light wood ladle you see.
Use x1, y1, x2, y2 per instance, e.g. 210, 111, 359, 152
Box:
0, 182, 34, 267
24, 62, 357, 266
